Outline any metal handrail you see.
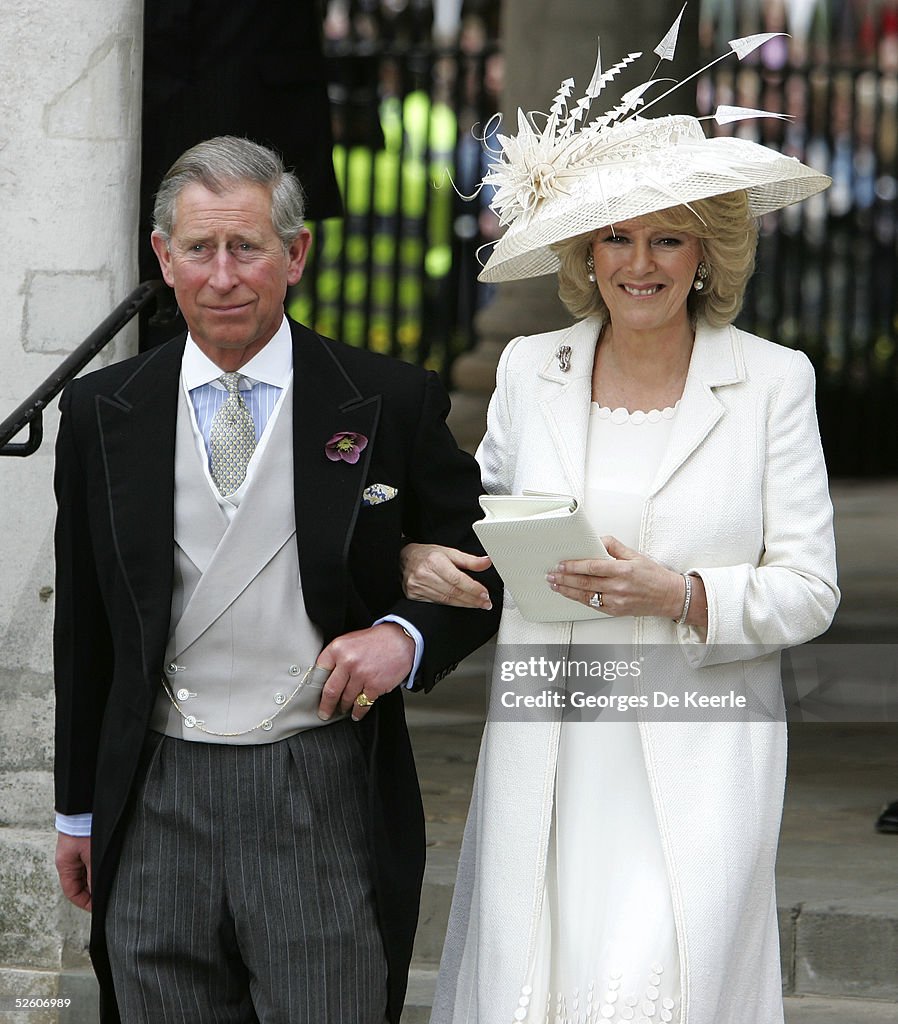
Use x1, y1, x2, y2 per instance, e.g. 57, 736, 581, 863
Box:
0, 280, 169, 457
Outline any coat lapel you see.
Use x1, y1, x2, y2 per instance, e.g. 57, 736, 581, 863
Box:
532, 319, 744, 502
536, 318, 602, 499
290, 321, 381, 639
648, 322, 744, 497
95, 338, 184, 677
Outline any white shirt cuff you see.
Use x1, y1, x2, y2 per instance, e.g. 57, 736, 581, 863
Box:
56, 812, 92, 836
374, 615, 424, 689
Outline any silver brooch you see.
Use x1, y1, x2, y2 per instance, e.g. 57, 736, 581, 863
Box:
557, 345, 572, 372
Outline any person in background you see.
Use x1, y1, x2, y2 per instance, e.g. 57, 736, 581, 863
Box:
876, 800, 898, 833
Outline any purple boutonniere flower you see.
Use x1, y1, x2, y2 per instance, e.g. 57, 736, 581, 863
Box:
325, 431, 368, 464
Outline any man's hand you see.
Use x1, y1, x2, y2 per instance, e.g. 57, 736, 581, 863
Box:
55, 833, 92, 911
400, 542, 493, 609
317, 622, 416, 722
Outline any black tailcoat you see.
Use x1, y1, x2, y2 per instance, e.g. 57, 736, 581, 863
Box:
54, 318, 500, 1022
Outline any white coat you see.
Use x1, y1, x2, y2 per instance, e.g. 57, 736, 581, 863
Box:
430, 317, 839, 1024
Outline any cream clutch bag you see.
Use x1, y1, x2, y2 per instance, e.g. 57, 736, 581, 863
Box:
473, 492, 610, 622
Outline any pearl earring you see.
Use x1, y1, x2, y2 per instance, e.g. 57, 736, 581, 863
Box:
586, 251, 596, 283
693, 261, 709, 292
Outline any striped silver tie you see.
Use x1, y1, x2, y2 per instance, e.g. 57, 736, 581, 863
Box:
209, 373, 256, 496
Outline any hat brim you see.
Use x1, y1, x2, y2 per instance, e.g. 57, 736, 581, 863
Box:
477, 135, 831, 284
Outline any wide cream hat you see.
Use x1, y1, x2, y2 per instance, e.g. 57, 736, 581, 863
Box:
477, 18, 832, 283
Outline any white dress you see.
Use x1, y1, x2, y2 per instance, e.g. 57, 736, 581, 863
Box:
518, 402, 682, 1024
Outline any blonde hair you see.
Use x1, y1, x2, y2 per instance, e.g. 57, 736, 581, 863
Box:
553, 191, 758, 328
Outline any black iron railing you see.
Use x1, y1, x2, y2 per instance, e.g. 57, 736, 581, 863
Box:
0, 280, 168, 457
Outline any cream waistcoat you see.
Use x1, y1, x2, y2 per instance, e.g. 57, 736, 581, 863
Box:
150, 380, 338, 743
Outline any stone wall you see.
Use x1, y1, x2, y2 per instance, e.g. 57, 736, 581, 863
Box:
0, 1, 142, 1019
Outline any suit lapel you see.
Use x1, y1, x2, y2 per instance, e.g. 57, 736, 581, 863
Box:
96, 338, 184, 676
290, 321, 381, 639
97, 321, 388, 657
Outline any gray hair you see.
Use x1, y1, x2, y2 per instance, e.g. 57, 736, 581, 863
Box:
152, 136, 306, 248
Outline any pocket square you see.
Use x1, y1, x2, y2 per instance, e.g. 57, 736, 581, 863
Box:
362, 483, 398, 506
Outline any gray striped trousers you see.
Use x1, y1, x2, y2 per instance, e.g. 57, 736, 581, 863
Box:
106, 721, 388, 1023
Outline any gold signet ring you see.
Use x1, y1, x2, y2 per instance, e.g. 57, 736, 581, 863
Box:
355, 693, 376, 707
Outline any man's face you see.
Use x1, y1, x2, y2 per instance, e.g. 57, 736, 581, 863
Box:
151, 182, 311, 370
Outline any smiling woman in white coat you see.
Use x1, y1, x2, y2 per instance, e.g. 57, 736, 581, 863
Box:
400, 27, 840, 1024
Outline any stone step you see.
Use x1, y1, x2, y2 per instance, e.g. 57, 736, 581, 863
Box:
0, 967, 98, 1024
776, 895, 898, 1002
413, 852, 898, 1004
403, 967, 898, 1023
402, 966, 439, 1024
783, 994, 898, 1023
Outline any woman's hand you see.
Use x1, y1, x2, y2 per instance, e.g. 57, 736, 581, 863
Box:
400, 543, 493, 610
547, 536, 708, 627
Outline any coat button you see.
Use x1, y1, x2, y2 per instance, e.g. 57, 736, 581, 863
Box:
184, 715, 197, 728
177, 688, 190, 702
261, 719, 273, 731
274, 693, 286, 705
288, 665, 300, 676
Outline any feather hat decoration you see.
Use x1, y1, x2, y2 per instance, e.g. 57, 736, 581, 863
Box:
477, 4, 831, 283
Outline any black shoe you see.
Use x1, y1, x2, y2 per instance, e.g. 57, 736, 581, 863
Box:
875, 800, 898, 834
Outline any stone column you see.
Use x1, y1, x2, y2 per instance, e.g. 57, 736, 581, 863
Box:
0, 1, 142, 1019
448, 0, 700, 449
